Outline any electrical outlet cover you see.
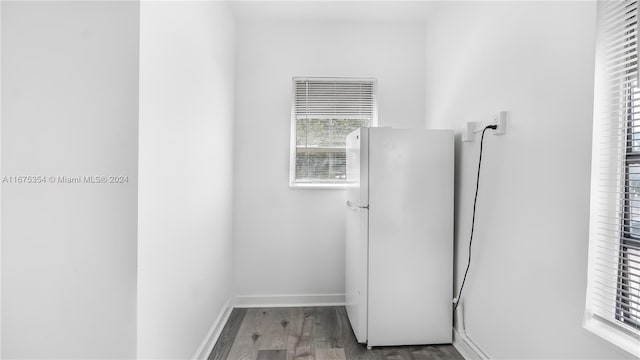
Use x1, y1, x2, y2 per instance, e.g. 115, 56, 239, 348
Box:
462, 121, 479, 142
495, 111, 507, 135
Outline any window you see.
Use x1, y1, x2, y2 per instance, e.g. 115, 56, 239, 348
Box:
290, 77, 377, 188
586, 1, 640, 356
619, 83, 640, 332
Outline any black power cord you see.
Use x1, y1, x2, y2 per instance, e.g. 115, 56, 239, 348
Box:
454, 124, 497, 312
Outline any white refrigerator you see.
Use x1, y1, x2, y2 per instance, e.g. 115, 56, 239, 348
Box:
345, 127, 454, 347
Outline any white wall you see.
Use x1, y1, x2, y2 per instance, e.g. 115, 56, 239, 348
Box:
233, 20, 426, 299
1, 1, 139, 358
424, 2, 633, 358
137, 2, 235, 358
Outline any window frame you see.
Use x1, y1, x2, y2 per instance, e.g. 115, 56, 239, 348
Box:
288, 77, 378, 189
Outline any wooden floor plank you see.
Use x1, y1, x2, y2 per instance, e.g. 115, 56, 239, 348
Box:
406, 346, 430, 360
335, 307, 378, 360
314, 340, 347, 360
292, 308, 316, 360
226, 308, 269, 360
381, 348, 414, 360
208, 308, 248, 360
314, 340, 330, 360
418, 345, 456, 360
313, 306, 341, 348
327, 348, 347, 360
434, 345, 465, 360
258, 308, 292, 351
210, 306, 463, 360
257, 350, 287, 360
286, 307, 306, 360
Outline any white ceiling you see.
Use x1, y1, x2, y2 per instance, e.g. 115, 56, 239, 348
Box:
229, 1, 439, 22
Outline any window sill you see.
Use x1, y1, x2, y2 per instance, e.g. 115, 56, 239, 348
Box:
583, 313, 640, 357
289, 182, 347, 190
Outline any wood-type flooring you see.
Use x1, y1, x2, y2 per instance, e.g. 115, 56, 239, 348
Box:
208, 306, 464, 360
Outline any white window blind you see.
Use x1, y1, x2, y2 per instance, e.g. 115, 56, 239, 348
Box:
586, 1, 640, 355
290, 77, 377, 186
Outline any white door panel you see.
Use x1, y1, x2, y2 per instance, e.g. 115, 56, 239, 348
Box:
345, 128, 368, 343
368, 128, 454, 346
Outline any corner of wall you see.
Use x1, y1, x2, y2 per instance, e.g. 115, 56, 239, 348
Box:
452, 305, 488, 360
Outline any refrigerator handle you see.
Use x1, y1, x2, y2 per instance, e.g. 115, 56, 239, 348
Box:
346, 200, 369, 210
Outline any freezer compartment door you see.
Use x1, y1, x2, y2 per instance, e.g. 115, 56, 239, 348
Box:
345, 128, 369, 344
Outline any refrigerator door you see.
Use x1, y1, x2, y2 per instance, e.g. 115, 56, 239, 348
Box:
367, 128, 454, 346
345, 128, 369, 344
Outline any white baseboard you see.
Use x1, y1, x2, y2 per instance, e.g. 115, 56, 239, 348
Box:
191, 297, 234, 360
233, 293, 346, 308
453, 328, 489, 360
